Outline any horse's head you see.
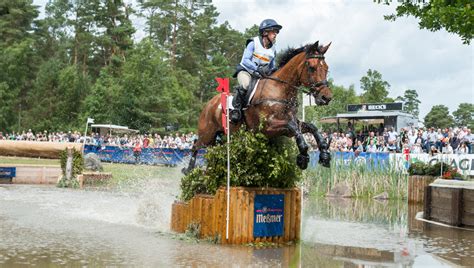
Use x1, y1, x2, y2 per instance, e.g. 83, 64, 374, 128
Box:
301, 41, 332, 105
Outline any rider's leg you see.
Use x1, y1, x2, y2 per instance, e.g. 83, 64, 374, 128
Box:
230, 71, 251, 123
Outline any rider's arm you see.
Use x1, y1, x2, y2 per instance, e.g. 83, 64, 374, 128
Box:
239, 41, 258, 72
269, 57, 275, 70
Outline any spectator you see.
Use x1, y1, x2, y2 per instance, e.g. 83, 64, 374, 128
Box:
132, 139, 142, 164
412, 140, 423, 154
387, 140, 397, 152
344, 134, 353, 151
355, 140, 364, 153
435, 128, 444, 151
426, 128, 437, 152
388, 127, 398, 145
458, 142, 469, 154
442, 139, 454, 154
143, 134, 150, 148
364, 131, 377, 148
408, 129, 417, 146
366, 139, 377, 153
383, 128, 389, 144
463, 129, 473, 153
377, 141, 389, 152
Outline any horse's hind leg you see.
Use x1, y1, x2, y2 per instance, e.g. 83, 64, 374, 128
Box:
300, 121, 331, 168
287, 119, 310, 170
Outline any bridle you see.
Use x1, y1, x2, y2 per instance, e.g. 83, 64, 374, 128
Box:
262, 53, 328, 100
302, 54, 329, 98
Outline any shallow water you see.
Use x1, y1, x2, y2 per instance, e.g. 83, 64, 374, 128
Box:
0, 172, 472, 267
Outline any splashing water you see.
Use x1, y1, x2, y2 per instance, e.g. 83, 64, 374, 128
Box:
1, 165, 472, 267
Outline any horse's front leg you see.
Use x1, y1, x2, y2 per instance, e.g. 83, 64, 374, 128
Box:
182, 143, 199, 175
287, 119, 310, 170
300, 121, 331, 168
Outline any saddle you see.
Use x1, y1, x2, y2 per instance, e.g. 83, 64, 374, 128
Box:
243, 77, 259, 108
226, 78, 260, 111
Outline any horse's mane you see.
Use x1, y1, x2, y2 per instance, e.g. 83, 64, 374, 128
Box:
277, 46, 307, 68
277, 43, 323, 69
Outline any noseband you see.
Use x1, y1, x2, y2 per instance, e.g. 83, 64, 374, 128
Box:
302, 54, 328, 100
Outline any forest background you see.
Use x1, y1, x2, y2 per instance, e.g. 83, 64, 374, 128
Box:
1, 0, 472, 134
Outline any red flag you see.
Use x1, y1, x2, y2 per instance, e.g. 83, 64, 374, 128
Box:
216, 78, 230, 134
215, 78, 229, 94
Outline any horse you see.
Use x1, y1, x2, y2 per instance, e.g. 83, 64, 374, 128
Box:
183, 41, 333, 174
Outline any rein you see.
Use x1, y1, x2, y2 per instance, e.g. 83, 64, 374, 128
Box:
261, 76, 307, 92
250, 51, 328, 108
260, 53, 328, 96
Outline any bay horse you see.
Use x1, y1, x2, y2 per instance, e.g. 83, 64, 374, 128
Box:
183, 41, 333, 174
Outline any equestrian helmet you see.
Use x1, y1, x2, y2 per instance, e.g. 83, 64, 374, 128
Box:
259, 19, 282, 35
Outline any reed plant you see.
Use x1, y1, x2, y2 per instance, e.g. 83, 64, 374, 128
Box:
303, 197, 407, 227
304, 154, 408, 199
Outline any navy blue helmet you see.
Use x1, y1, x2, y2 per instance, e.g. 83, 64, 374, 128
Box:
259, 19, 282, 35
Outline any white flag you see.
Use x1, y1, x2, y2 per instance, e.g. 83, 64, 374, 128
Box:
87, 117, 95, 124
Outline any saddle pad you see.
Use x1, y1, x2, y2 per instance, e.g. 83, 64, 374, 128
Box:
219, 80, 260, 112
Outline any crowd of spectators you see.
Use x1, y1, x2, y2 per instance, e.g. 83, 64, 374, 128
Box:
320, 126, 473, 155
1, 126, 473, 155
0, 129, 198, 150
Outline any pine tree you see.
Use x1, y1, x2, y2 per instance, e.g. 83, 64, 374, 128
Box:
360, 69, 391, 103
397, 89, 421, 117
0, 0, 40, 131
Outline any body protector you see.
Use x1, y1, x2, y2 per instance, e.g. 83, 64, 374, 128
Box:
240, 36, 276, 73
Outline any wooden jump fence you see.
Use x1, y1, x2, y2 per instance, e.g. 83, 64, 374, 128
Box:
408, 175, 435, 204
424, 185, 474, 227
171, 187, 301, 244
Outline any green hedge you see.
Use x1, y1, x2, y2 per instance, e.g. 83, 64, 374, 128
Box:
180, 128, 302, 201
408, 161, 462, 179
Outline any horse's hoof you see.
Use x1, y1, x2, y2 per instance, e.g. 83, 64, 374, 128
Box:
319, 152, 331, 168
296, 154, 309, 170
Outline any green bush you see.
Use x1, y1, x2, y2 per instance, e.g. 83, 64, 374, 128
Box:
180, 127, 302, 201
426, 162, 443, 176
408, 161, 461, 179
407, 162, 428, 175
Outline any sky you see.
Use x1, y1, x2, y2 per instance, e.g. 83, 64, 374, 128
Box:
33, 0, 473, 119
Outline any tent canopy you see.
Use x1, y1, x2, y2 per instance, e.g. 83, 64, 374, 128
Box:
90, 124, 139, 135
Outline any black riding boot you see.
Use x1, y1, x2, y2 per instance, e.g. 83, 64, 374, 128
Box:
230, 86, 247, 123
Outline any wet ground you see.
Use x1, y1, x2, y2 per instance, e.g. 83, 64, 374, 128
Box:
0, 173, 472, 267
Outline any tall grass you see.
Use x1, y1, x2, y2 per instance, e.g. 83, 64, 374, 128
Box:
304, 198, 407, 227
303, 156, 408, 200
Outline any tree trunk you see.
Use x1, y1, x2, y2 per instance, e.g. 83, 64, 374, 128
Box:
171, 0, 178, 66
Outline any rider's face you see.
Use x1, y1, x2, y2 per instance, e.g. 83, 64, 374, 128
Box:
266, 30, 278, 43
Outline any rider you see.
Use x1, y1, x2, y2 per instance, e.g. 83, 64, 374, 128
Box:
230, 19, 282, 123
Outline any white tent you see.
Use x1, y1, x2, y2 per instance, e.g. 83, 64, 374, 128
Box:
90, 124, 139, 136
